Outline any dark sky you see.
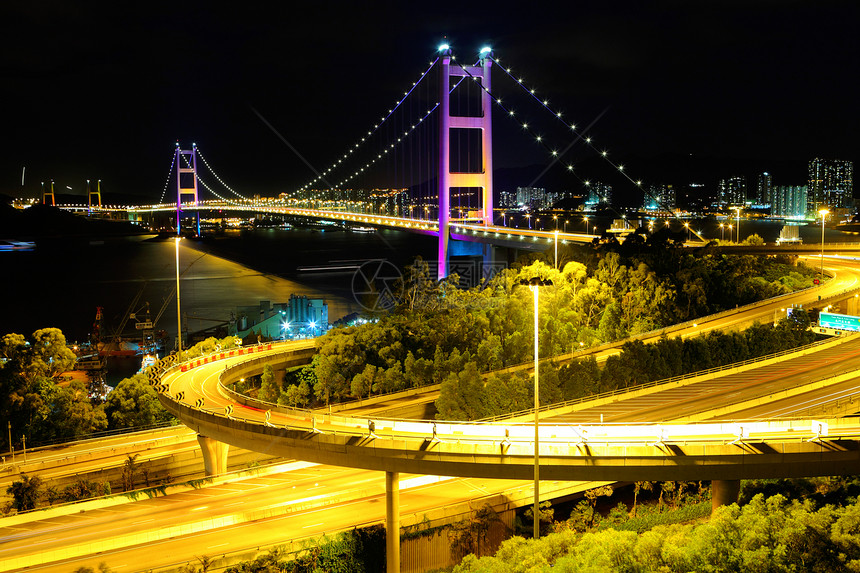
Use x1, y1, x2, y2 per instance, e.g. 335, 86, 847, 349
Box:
1, 1, 857, 201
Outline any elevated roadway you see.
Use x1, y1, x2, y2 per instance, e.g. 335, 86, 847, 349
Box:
7, 256, 860, 571
152, 254, 860, 483
157, 335, 860, 483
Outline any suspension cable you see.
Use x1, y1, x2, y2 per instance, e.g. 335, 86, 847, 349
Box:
195, 147, 249, 201
488, 58, 701, 240
159, 150, 177, 204
296, 57, 440, 195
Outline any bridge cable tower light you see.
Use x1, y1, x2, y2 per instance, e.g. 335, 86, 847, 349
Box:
437, 46, 494, 278
42, 180, 56, 207
175, 142, 201, 236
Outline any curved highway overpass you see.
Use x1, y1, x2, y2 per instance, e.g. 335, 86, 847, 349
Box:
147, 255, 860, 572
156, 340, 860, 484
154, 254, 860, 482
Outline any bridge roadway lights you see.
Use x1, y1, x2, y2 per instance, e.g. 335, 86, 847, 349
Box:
711, 480, 741, 512
197, 434, 230, 476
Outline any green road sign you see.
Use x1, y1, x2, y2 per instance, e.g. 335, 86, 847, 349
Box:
819, 312, 860, 332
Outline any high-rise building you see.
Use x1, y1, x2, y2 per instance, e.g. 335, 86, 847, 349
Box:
643, 184, 675, 212
515, 186, 560, 210
584, 182, 612, 208
808, 158, 854, 211
498, 190, 517, 209
772, 185, 808, 218
719, 176, 746, 207
756, 172, 773, 206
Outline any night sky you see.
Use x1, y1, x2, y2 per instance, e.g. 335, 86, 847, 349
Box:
2, 1, 857, 202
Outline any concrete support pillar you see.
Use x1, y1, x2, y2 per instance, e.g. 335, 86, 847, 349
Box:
711, 479, 740, 512
197, 434, 229, 476
386, 471, 400, 573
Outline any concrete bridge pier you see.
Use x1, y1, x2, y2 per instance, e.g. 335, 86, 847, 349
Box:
386, 471, 400, 573
197, 434, 230, 476
711, 479, 741, 512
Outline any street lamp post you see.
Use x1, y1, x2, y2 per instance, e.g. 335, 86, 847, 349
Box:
735, 207, 742, 243
819, 208, 830, 281
175, 237, 182, 355
521, 276, 553, 540
584, 216, 589, 234
554, 230, 559, 270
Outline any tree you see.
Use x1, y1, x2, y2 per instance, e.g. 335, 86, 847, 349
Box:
7, 474, 42, 511
449, 504, 504, 557
27, 328, 77, 380
104, 374, 172, 429
63, 478, 107, 502
435, 361, 487, 421
350, 364, 380, 399
523, 500, 555, 538
122, 454, 140, 492
47, 380, 108, 439
743, 233, 765, 246
632, 481, 654, 516
257, 364, 279, 403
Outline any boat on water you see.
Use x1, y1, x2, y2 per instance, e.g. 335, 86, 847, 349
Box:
0, 240, 35, 251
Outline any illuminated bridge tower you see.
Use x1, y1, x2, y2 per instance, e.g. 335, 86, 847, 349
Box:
175, 142, 201, 235
42, 180, 56, 206
437, 46, 494, 279
87, 179, 102, 212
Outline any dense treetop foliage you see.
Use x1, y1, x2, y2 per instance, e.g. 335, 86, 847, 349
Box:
455, 477, 860, 573
0, 332, 246, 452
287, 244, 818, 418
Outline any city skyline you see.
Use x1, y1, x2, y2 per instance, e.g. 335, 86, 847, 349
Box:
1, 2, 858, 202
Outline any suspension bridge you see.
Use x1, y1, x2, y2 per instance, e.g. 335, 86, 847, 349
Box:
54, 44, 693, 279
16, 45, 860, 573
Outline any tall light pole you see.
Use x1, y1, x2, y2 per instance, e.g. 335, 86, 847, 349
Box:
554, 230, 559, 270
521, 277, 552, 539
735, 207, 741, 242
584, 216, 589, 234
819, 208, 829, 281
175, 237, 182, 355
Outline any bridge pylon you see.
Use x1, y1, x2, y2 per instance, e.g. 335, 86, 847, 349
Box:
87, 179, 102, 211
437, 46, 494, 278
175, 142, 201, 235
42, 180, 55, 207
